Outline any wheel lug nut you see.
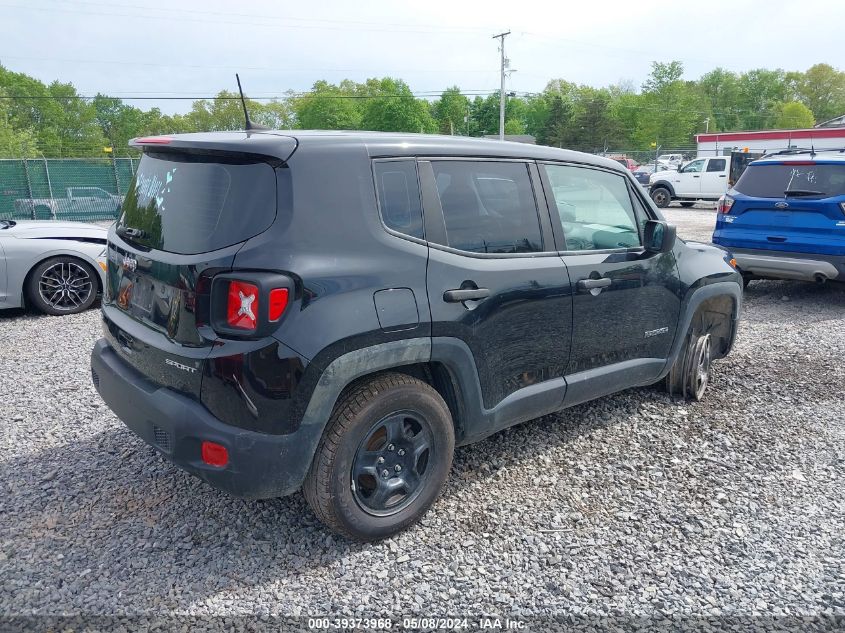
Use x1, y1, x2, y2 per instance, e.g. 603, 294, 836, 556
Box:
387, 444, 395, 451
397, 449, 405, 456
394, 464, 402, 472
381, 469, 389, 478
377, 456, 385, 464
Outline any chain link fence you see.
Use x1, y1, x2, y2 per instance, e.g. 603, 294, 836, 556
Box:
0, 158, 139, 222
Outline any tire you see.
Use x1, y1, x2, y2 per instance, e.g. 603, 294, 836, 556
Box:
651, 187, 671, 208
664, 326, 713, 402
679, 201, 695, 208
303, 372, 455, 541
33, 205, 53, 220
26, 256, 98, 316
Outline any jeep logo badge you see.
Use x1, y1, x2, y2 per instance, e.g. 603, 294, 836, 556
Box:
122, 255, 137, 272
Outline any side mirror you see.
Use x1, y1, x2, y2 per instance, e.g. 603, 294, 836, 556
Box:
644, 219, 677, 254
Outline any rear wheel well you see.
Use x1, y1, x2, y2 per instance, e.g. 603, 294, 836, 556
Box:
335, 362, 466, 444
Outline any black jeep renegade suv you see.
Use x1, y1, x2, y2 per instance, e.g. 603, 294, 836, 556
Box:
91, 131, 742, 540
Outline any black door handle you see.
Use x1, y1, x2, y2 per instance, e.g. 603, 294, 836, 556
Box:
577, 277, 612, 291
443, 288, 490, 302
719, 174, 726, 177
693, 175, 700, 178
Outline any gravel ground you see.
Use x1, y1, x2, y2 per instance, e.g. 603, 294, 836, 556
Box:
1, 208, 844, 627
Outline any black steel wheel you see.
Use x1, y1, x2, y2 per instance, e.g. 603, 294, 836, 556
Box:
651, 187, 671, 208
27, 256, 98, 315
303, 372, 455, 541
351, 411, 434, 516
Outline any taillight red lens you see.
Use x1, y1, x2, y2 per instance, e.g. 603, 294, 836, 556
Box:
201, 441, 229, 467
718, 195, 735, 214
268, 288, 289, 322
226, 280, 259, 330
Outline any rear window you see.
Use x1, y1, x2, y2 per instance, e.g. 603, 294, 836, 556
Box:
118, 151, 277, 254
734, 162, 845, 198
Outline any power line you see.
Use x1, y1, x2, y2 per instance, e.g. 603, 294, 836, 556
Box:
35, 0, 492, 33
0, 2, 490, 35
0, 91, 503, 101
0, 53, 494, 75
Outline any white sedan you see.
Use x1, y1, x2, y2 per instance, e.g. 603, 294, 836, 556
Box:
0, 220, 108, 315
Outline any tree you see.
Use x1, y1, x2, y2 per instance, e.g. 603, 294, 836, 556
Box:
0, 64, 105, 156
795, 63, 845, 123
359, 78, 435, 133
772, 101, 815, 129
0, 96, 37, 157
92, 95, 146, 155
292, 80, 362, 130
698, 68, 742, 132
735, 69, 790, 129
433, 86, 469, 135
470, 93, 502, 136
642, 61, 684, 93
542, 95, 572, 148
567, 87, 622, 152
635, 61, 708, 148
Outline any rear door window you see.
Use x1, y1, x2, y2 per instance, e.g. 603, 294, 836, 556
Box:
707, 159, 727, 172
734, 162, 845, 198
118, 151, 277, 254
430, 161, 543, 253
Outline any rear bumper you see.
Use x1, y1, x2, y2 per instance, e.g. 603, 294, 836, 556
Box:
730, 249, 844, 282
90, 338, 318, 499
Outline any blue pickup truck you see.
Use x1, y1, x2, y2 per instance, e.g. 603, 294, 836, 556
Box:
713, 149, 845, 286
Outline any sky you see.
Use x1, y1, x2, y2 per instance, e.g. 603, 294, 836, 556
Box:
1, 0, 843, 114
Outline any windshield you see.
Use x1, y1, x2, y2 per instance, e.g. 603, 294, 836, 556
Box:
734, 162, 845, 198
117, 151, 277, 254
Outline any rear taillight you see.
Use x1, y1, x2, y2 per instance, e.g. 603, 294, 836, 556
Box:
226, 280, 260, 330
209, 273, 294, 338
718, 195, 735, 214
268, 288, 289, 322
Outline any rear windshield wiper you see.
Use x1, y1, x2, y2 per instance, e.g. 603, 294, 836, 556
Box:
116, 225, 147, 240
784, 189, 825, 197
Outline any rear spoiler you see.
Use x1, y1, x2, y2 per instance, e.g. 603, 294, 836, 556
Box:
129, 132, 298, 165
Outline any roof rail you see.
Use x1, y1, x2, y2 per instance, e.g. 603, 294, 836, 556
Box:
762, 147, 845, 157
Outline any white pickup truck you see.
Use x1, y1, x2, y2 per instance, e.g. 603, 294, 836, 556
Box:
648, 156, 730, 208
648, 152, 762, 208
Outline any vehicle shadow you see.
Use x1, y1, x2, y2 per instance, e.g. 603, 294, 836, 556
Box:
0, 382, 660, 612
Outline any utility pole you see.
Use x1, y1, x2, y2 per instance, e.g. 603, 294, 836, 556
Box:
492, 30, 510, 141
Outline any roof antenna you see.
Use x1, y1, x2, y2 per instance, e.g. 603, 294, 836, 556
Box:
235, 73, 269, 131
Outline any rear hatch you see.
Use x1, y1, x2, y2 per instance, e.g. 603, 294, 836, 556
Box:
104, 146, 281, 398
714, 160, 845, 255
